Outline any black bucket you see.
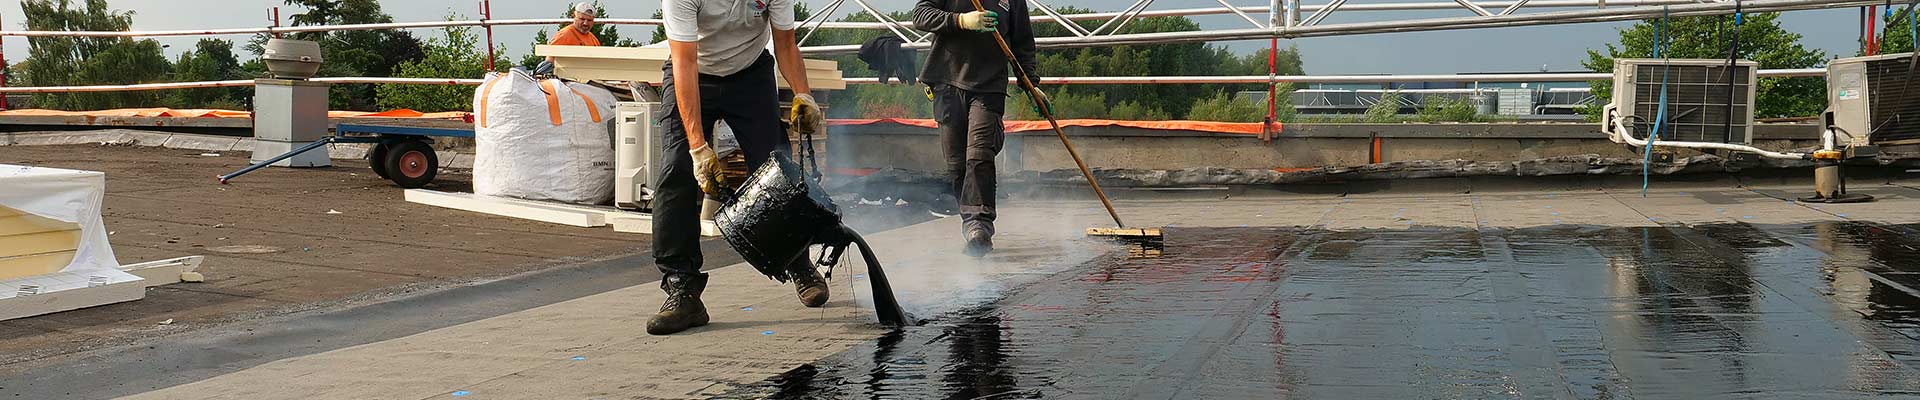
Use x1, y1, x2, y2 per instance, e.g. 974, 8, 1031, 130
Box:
713, 151, 840, 281
714, 151, 910, 326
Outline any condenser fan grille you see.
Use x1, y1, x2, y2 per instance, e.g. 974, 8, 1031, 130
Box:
1627, 63, 1753, 143
1866, 57, 1920, 143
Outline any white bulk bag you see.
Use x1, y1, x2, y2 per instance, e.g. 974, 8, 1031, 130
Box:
471, 70, 617, 204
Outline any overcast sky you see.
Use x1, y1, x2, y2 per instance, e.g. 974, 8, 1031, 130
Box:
0, 0, 1862, 75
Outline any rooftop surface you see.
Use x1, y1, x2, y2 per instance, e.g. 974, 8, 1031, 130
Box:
5, 144, 1920, 398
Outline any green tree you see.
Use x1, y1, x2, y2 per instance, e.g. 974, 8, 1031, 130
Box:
17, 0, 172, 110
166, 39, 248, 109
1417, 96, 1481, 123
1364, 91, 1405, 123
1110, 100, 1170, 120
1583, 13, 1827, 118
378, 18, 508, 112
1009, 88, 1105, 120
1185, 91, 1265, 122
280, 0, 426, 110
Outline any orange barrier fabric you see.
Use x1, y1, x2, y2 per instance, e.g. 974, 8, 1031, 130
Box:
0, 108, 469, 120
828, 118, 1281, 136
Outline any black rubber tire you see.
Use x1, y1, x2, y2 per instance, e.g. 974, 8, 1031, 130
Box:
382, 140, 438, 189
368, 143, 392, 179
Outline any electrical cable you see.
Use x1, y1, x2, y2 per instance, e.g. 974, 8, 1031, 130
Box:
1644, 6, 1671, 197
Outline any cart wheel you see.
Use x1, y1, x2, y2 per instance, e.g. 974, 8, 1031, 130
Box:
383, 141, 438, 189
368, 143, 392, 179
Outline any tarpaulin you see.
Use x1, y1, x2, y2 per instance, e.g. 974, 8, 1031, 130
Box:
0, 165, 123, 282
828, 118, 1281, 136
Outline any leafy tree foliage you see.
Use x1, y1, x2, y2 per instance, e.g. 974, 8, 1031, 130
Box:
166, 39, 249, 110
17, 0, 172, 110
280, 0, 426, 110
378, 17, 509, 112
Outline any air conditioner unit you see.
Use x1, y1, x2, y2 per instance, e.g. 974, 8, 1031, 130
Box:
1827, 52, 1920, 145
1605, 58, 1758, 145
614, 101, 664, 210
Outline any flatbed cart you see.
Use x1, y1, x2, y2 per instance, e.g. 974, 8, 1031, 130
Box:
218, 123, 473, 188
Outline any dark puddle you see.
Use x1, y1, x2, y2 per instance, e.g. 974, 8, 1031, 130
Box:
718, 223, 1920, 399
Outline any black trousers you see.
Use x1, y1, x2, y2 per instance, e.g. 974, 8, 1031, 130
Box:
654, 52, 788, 275
932, 84, 1005, 223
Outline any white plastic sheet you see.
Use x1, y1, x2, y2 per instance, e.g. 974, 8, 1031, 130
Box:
0, 164, 119, 274
471, 70, 618, 204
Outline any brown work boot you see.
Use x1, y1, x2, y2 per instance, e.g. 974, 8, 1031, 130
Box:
646, 273, 710, 335
963, 220, 994, 258
790, 261, 830, 308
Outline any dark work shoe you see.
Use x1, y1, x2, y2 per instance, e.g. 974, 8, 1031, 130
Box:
963, 220, 994, 258
646, 273, 710, 335
790, 262, 830, 308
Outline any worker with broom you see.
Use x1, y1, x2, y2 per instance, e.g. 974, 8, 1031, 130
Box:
647, 0, 829, 335
913, 0, 1045, 257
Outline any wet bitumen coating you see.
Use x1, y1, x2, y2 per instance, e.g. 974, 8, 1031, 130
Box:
720, 222, 1920, 399
0, 207, 933, 400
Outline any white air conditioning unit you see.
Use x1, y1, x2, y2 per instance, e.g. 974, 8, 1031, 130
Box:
1604, 58, 1758, 145
614, 101, 664, 210
1827, 52, 1920, 146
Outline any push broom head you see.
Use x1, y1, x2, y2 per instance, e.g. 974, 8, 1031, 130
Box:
1086, 227, 1165, 258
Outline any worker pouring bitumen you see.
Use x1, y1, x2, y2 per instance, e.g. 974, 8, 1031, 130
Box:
645, 0, 909, 335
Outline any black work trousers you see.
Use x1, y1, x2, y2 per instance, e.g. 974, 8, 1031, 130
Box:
653, 52, 788, 275
932, 84, 1006, 223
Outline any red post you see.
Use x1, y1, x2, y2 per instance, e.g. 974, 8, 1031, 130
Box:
1869, 5, 1880, 55
482, 0, 496, 71
271, 7, 282, 38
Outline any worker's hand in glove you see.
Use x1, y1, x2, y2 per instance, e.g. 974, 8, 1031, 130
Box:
1025, 87, 1052, 116
958, 10, 998, 32
790, 93, 824, 135
689, 144, 726, 197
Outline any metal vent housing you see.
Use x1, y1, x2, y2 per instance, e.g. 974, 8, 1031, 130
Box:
1828, 52, 1920, 145
1609, 58, 1758, 145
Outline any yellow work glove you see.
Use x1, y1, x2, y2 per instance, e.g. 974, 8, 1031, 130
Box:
689, 144, 726, 197
958, 10, 998, 32
790, 93, 824, 136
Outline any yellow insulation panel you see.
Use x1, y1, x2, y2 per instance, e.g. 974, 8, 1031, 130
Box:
0, 206, 80, 279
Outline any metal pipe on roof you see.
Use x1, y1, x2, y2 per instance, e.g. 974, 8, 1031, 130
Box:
800, 0, 1875, 53
0, 68, 1827, 93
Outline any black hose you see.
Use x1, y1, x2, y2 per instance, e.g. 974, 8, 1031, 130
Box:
1723, 0, 1742, 144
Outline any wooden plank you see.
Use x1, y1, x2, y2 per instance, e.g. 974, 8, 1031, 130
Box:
0, 230, 80, 259
119, 256, 204, 288
0, 274, 145, 321
0, 251, 75, 280
607, 213, 720, 237
0, 213, 78, 237
540, 44, 845, 90
403, 190, 607, 228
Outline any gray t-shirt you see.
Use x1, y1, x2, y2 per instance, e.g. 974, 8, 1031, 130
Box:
663, 0, 796, 77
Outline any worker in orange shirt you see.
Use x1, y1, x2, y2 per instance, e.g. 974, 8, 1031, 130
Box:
535, 3, 602, 75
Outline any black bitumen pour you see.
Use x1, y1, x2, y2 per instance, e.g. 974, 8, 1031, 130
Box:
714, 151, 911, 326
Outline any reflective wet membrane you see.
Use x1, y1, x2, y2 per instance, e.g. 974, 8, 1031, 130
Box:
720, 223, 1920, 399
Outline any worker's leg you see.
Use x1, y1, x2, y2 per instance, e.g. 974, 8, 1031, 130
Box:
717, 52, 828, 307
648, 60, 724, 336
720, 53, 788, 172
959, 89, 1006, 256
932, 85, 969, 215
652, 61, 725, 276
